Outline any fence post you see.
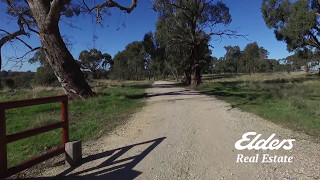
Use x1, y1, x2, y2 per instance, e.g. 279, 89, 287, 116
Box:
0, 109, 7, 178
62, 100, 69, 147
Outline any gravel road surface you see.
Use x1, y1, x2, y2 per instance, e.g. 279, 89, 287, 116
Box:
24, 81, 320, 179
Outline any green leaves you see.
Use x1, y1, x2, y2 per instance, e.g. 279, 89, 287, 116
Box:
112, 41, 147, 80
202, 1, 231, 25
62, 4, 81, 18
283, 1, 317, 50
261, 0, 291, 29
153, 0, 235, 83
262, 0, 319, 51
28, 49, 49, 67
78, 49, 112, 72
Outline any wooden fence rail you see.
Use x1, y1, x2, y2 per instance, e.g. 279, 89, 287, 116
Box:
0, 95, 69, 178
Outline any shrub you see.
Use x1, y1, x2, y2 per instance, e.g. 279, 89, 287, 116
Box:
5, 79, 15, 89
34, 67, 58, 86
0, 71, 9, 78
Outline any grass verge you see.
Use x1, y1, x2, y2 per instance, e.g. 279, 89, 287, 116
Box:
1, 80, 152, 167
198, 72, 320, 137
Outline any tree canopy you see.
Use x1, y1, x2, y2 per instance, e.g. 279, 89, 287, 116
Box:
78, 49, 112, 78
112, 41, 147, 80
153, 0, 240, 85
262, 0, 320, 52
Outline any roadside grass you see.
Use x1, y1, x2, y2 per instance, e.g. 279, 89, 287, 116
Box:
198, 72, 320, 137
1, 80, 152, 167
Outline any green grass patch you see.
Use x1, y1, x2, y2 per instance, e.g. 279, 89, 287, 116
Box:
198, 72, 320, 137
1, 80, 152, 167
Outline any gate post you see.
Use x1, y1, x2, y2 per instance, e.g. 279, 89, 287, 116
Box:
0, 109, 7, 178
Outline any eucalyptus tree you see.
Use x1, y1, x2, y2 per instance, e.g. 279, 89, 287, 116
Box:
262, 0, 320, 51
223, 46, 242, 73
154, 18, 191, 81
78, 49, 112, 79
142, 32, 159, 80
112, 41, 147, 80
112, 51, 129, 80
262, 0, 320, 74
241, 42, 260, 74
154, 0, 239, 85
1, 0, 138, 98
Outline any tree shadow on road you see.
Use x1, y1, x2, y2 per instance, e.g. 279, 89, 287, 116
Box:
22, 137, 166, 180
127, 82, 200, 100
147, 89, 201, 98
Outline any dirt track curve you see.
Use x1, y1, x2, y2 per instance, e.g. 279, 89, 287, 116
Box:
27, 81, 320, 179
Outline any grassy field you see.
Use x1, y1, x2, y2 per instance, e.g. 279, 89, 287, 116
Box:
198, 72, 320, 137
1, 80, 151, 167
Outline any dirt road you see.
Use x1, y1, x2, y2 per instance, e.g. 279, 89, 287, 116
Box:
35, 81, 320, 179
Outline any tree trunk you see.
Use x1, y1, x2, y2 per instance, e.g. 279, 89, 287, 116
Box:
191, 63, 201, 86
185, 70, 191, 85
190, 44, 202, 86
38, 25, 94, 98
247, 66, 251, 75
26, 1, 95, 98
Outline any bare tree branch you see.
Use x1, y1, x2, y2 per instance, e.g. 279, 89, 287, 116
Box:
14, 37, 33, 50
7, 47, 41, 62
6, 0, 38, 35
2, 46, 40, 70
0, 0, 40, 70
82, 0, 138, 23
0, 29, 27, 70
60, 19, 82, 30
209, 29, 248, 40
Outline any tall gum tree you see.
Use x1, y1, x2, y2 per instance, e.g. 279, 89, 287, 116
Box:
2, 0, 138, 98
154, 0, 242, 85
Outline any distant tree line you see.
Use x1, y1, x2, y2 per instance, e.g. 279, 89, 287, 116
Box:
2, 38, 317, 91
0, 48, 114, 90
205, 42, 320, 75
110, 37, 313, 82
207, 43, 291, 74
27, 48, 114, 85
0, 70, 34, 90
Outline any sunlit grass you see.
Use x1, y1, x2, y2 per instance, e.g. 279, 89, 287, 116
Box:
199, 72, 320, 137
0, 80, 152, 167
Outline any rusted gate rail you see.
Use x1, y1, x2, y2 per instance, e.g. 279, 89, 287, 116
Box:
0, 95, 69, 178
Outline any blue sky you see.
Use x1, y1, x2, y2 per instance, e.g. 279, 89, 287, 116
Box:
0, 0, 292, 72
